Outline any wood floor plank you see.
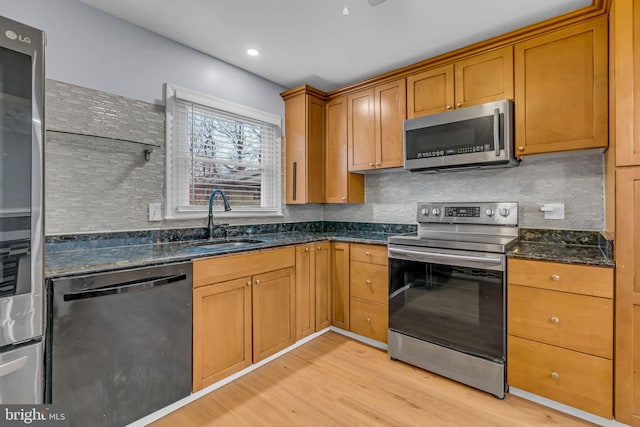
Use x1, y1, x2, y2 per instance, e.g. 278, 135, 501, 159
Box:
151, 332, 595, 427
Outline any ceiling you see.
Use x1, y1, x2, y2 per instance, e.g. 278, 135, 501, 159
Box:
77, 0, 593, 92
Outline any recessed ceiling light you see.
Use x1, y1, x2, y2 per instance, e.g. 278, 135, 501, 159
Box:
247, 48, 260, 57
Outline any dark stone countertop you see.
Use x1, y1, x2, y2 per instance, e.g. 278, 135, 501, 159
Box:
507, 242, 614, 268
44, 231, 390, 278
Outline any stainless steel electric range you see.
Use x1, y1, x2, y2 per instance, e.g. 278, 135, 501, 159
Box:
387, 202, 518, 398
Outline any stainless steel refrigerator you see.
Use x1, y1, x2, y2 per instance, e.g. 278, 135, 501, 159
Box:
0, 16, 45, 404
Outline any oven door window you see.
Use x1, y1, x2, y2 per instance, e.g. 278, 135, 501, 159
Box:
0, 46, 32, 297
389, 258, 504, 362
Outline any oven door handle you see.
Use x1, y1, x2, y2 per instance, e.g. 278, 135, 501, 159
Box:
388, 247, 503, 265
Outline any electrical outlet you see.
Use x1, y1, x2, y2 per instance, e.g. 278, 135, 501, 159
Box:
148, 203, 162, 221
540, 203, 565, 220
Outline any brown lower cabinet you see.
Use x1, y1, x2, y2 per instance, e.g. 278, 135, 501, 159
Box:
296, 241, 330, 340
192, 247, 296, 392
507, 258, 613, 418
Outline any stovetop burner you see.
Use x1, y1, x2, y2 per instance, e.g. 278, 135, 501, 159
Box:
389, 202, 519, 253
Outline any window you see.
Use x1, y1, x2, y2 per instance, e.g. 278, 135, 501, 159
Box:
165, 84, 282, 219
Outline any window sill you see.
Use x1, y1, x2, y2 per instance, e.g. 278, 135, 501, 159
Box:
165, 208, 283, 221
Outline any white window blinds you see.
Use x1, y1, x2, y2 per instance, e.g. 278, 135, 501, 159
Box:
165, 84, 282, 219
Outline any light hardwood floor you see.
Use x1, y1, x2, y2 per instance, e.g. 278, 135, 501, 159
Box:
151, 332, 594, 427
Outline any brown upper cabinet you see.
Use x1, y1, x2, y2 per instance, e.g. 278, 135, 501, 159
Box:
347, 78, 406, 171
283, 86, 325, 204
407, 46, 514, 119
325, 96, 365, 203
514, 17, 608, 155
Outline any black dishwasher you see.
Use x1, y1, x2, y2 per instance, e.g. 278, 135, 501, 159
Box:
46, 262, 192, 427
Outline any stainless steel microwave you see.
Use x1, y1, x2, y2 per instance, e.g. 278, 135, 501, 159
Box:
403, 99, 518, 172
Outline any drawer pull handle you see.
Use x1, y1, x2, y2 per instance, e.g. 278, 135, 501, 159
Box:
551, 274, 560, 281
551, 372, 560, 380
550, 316, 559, 324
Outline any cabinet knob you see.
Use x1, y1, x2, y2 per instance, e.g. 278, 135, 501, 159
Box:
365, 251, 370, 256
517, 146, 525, 152
456, 102, 462, 108
375, 162, 381, 167
317, 246, 322, 251
551, 372, 560, 380
365, 280, 372, 285
305, 247, 309, 252
255, 279, 261, 285
366, 318, 371, 323
551, 274, 560, 281
247, 280, 252, 287
368, 162, 375, 166
446, 105, 452, 110
342, 197, 347, 201
550, 316, 559, 324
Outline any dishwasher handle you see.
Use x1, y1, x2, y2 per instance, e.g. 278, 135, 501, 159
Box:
63, 273, 187, 301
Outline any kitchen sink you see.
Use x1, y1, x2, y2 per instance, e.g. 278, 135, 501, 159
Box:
193, 238, 264, 249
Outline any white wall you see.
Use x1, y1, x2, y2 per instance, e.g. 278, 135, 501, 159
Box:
0, 0, 285, 115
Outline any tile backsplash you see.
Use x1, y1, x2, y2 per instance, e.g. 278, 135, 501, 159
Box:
324, 149, 605, 230
45, 80, 606, 234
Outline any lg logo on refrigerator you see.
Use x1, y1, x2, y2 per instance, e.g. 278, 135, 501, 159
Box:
5, 30, 31, 44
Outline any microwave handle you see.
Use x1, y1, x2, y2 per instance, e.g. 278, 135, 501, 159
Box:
494, 108, 500, 156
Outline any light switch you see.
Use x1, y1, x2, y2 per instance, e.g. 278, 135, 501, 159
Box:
540, 203, 565, 220
149, 203, 162, 221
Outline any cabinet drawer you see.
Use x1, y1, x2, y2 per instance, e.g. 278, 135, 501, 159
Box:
507, 335, 612, 418
350, 243, 388, 266
193, 247, 295, 288
350, 297, 388, 343
508, 285, 612, 358
508, 258, 613, 298
350, 261, 388, 304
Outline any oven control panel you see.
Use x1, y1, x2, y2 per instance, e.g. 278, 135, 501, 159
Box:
416, 202, 518, 225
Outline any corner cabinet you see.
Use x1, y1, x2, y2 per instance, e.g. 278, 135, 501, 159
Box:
282, 85, 325, 204
325, 96, 364, 203
192, 247, 296, 392
347, 78, 406, 171
514, 17, 608, 155
407, 46, 514, 119
506, 258, 613, 419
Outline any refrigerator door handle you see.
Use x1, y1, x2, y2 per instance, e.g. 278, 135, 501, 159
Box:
63, 273, 187, 301
0, 356, 27, 378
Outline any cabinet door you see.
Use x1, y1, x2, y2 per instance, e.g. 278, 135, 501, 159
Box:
348, 88, 376, 171
406, 64, 454, 119
514, 18, 608, 155
375, 78, 406, 168
193, 277, 252, 391
330, 242, 350, 330
615, 166, 640, 425
295, 244, 315, 340
252, 267, 296, 362
454, 46, 514, 109
284, 92, 324, 204
615, 0, 640, 166
325, 96, 364, 203
315, 241, 331, 331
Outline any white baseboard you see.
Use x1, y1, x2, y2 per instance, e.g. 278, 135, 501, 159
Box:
127, 327, 332, 427
509, 387, 629, 427
329, 326, 388, 350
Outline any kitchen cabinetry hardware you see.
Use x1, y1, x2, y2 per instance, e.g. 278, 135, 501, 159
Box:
247, 280, 252, 287
551, 372, 560, 380
292, 162, 297, 201
446, 105, 452, 110
551, 316, 560, 324
551, 274, 560, 281
457, 103, 463, 108
63, 273, 186, 301
46, 129, 160, 161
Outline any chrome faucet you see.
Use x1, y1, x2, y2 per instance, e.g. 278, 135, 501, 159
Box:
207, 189, 232, 240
